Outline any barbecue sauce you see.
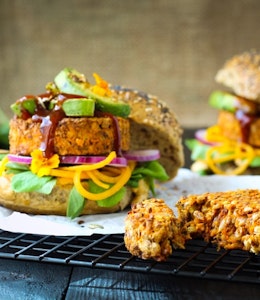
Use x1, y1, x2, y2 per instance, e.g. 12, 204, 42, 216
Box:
95, 111, 122, 156
32, 93, 66, 158
235, 110, 256, 143
15, 93, 122, 158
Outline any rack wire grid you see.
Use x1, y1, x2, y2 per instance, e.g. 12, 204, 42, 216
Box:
0, 229, 259, 284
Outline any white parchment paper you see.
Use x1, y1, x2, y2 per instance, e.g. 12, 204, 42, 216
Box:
0, 168, 259, 236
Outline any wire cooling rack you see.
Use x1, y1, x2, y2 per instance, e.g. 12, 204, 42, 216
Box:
0, 229, 259, 284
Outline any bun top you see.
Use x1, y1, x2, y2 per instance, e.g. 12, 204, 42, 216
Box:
112, 87, 184, 179
215, 50, 260, 101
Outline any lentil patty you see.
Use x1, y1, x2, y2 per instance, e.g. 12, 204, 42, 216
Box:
217, 110, 260, 147
9, 116, 130, 156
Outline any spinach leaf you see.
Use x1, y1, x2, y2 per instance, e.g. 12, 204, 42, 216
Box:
250, 156, 260, 167
5, 162, 30, 174
35, 178, 57, 194
128, 160, 169, 196
88, 180, 126, 208
185, 139, 209, 160
11, 171, 54, 193
67, 186, 85, 219
132, 161, 169, 181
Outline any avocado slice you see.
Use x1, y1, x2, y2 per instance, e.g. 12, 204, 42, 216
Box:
54, 68, 131, 118
11, 98, 37, 117
209, 90, 257, 114
62, 98, 95, 116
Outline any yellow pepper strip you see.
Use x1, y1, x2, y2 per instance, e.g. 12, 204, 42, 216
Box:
86, 170, 110, 189
91, 161, 137, 185
205, 125, 230, 143
57, 177, 74, 186
206, 142, 255, 175
91, 169, 121, 184
100, 168, 124, 178
49, 168, 88, 179
60, 151, 116, 171
128, 160, 137, 172
254, 149, 260, 156
210, 154, 236, 164
0, 156, 9, 176
101, 162, 136, 177
73, 164, 131, 201
102, 165, 121, 176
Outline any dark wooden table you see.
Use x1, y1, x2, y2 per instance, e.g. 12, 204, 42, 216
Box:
0, 129, 260, 300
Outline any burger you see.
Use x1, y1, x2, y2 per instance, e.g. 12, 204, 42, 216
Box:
186, 50, 260, 175
0, 68, 184, 218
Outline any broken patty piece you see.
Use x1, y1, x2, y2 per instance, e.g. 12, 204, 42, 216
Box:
124, 198, 185, 261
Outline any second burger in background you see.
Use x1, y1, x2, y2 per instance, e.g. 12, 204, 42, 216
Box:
186, 50, 260, 175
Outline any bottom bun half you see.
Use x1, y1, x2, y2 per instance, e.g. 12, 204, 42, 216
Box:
0, 174, 149, 216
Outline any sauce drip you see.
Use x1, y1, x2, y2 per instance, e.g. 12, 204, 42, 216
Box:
17, 93, 81, 158
95, 111, 122, 156
15, 93, 122, 158
34, 108, 66, 158
235, 110, 256, 143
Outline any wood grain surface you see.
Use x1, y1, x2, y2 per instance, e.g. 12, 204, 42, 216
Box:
0, 259, 72, 299
0, 261, 258, 300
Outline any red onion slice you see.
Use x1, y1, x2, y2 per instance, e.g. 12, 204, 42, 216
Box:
8, 150, 160, 167
8, 154, 32, 164
123, 149, 160, 161
7, 153, 127, 167
60, 155, 127, 167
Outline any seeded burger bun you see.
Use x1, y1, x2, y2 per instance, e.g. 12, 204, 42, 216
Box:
0, 69, 183, 217
112, 87, 184, 179
215, 50, 260, 101
187, 50, 260, 175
